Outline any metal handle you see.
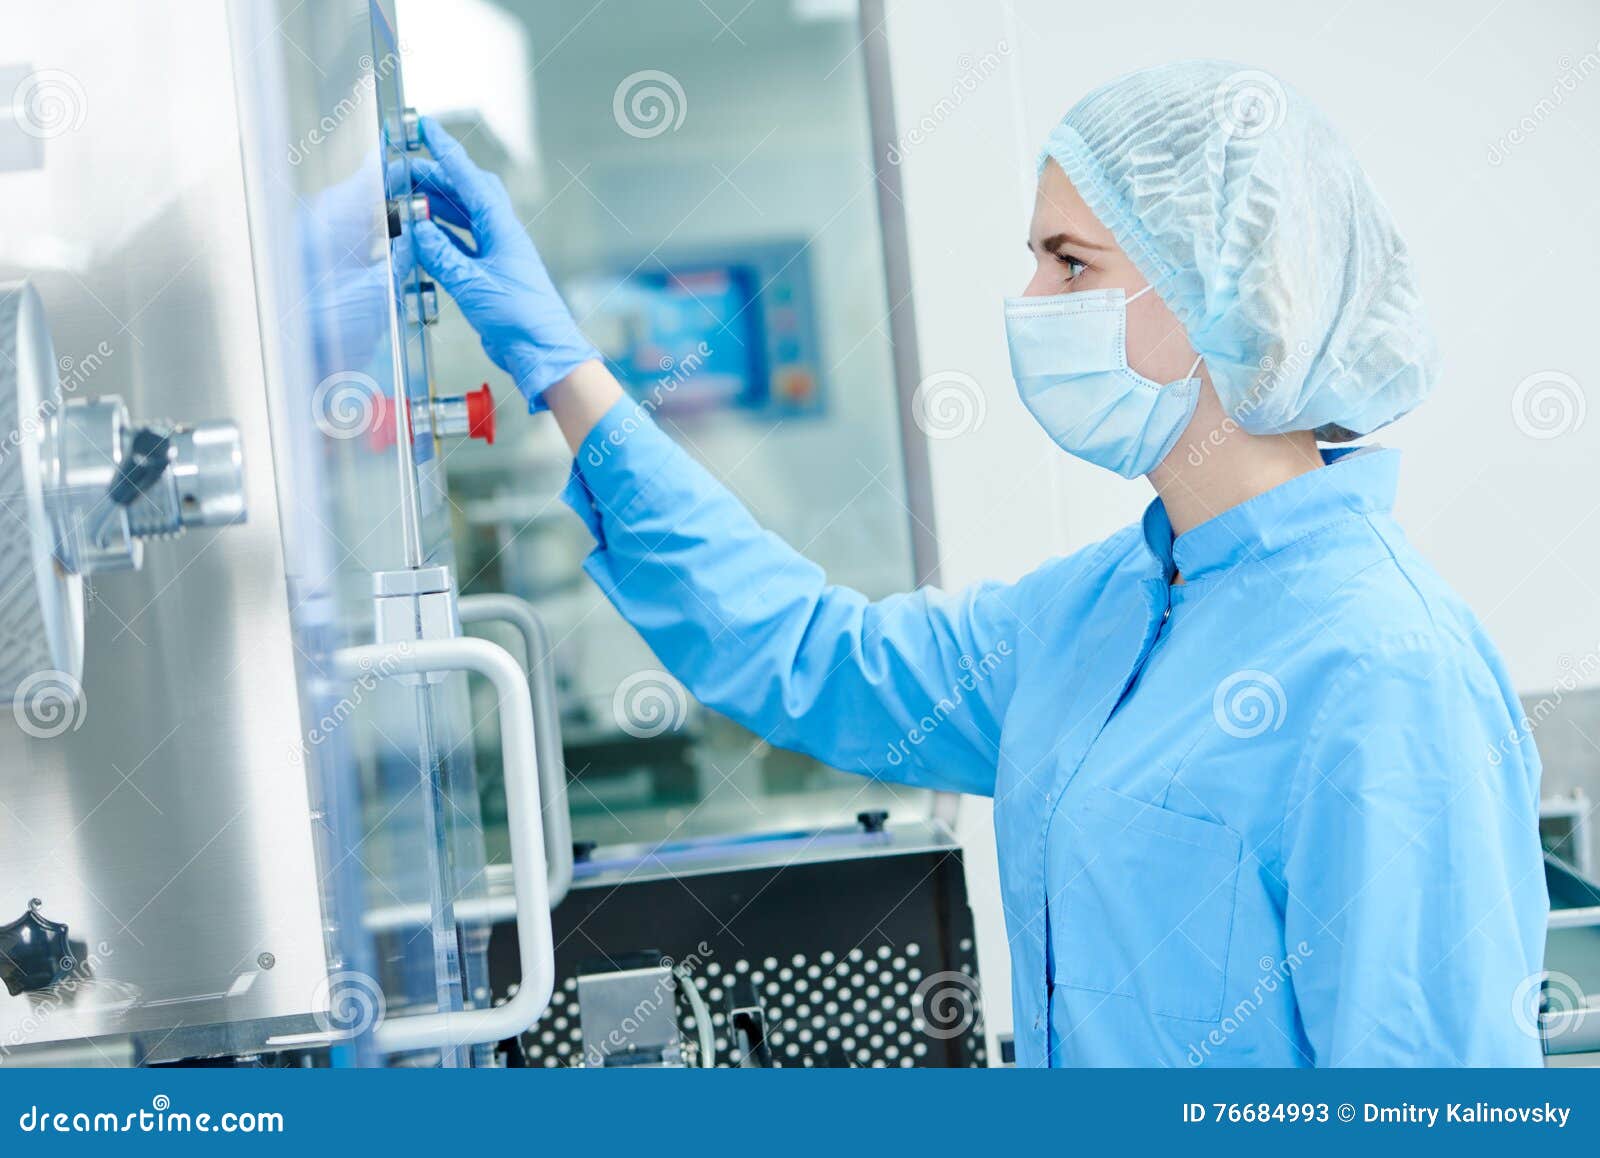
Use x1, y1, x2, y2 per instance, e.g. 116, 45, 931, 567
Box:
330, 638, 555, 1055
458, 593, 574, 907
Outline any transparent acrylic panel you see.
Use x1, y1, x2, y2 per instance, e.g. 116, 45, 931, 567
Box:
0, 0, 492, 1065
403, 0, 931, 853
256, 0, 490, 1062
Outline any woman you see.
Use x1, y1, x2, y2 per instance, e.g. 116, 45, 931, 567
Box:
408, 60, 1547, 1067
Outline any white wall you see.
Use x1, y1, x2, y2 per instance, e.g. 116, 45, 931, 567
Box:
882, 0, 1600, 1054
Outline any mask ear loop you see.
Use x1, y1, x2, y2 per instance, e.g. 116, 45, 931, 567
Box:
1127, 282, 1203, 384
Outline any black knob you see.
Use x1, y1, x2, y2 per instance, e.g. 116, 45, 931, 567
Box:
0, 900, 74, 996
857, 809, 889, 834
108, 428, 173, 506
572, 840, 597, 864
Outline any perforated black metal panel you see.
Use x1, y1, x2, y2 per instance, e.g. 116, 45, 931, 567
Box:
487, 826, 987, 1068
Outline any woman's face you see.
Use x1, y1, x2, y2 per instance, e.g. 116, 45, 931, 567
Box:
1023, 158, 1200, 387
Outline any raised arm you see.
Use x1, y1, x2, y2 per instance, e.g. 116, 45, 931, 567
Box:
409, 119, 1022, 794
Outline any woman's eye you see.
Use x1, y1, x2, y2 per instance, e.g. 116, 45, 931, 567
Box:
1055, 253, 1087, 280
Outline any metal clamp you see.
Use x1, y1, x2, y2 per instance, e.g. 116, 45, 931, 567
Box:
458, 594, 573, 908
46, 394, 246, 575
372, 566, 457, 683
330, 638, 555, 1055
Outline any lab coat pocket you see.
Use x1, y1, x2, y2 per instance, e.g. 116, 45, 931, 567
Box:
1050, 786, 1241, 1023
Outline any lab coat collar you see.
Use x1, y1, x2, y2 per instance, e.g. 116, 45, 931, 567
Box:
1141, 446, 1400, 582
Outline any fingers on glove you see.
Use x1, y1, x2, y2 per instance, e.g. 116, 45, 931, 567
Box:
408, 159, 473, 231
411, 219, 477, 295
418, 116, 511, 246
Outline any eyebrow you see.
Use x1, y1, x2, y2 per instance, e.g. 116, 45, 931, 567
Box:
1031, 231, 1110, 254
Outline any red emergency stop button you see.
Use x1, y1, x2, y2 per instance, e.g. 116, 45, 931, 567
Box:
466, 383, 494, 444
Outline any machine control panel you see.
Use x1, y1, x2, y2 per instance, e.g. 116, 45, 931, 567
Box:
567, 238, 827, 419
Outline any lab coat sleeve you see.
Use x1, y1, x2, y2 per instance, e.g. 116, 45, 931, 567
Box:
1280, 639, 1547, 1066
560, 397, 1025, 796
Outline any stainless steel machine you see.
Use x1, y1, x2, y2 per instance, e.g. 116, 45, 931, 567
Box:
0, 0, 567, 1067
0, 0, 974, 1071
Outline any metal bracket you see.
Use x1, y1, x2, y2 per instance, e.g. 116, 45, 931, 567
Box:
372, 566, 458, 685
577, 960, 684, 1067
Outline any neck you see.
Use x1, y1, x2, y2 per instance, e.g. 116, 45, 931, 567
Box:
1148, 382, 1324, 537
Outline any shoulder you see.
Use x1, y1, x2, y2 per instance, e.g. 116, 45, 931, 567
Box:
1029, 522, 1158, 626
1295, 623, 1531, 797
1299, 513, 1498, 674
903, 522, 1150, 658
950, 520, 1148, 614
1304, 543, 1519, 749
1295, 513, 1521, 731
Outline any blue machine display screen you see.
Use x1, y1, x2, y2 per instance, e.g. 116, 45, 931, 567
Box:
566, 239, 823, 418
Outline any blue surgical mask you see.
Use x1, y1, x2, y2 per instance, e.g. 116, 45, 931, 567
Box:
1004, 284, 1204, 478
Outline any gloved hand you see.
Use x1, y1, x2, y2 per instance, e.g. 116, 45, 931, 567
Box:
409, 117, 600, 409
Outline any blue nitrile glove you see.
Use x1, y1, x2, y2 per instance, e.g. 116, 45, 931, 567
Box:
409, 116, 599, 409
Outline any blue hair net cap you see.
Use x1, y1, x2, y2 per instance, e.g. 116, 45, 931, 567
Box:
1042, 60, 1439, 440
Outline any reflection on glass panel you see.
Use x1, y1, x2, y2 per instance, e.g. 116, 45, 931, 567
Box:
269, 0, 492, 1052
403, 0, 929, 852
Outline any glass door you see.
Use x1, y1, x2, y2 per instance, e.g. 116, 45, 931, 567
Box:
399, 0, 933, 857
257, 0, 492, 1065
